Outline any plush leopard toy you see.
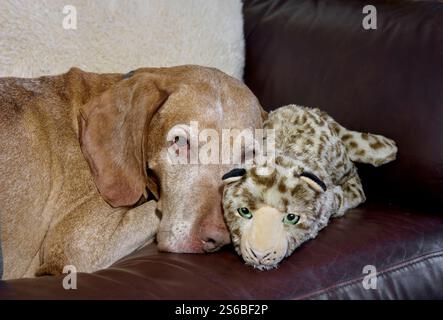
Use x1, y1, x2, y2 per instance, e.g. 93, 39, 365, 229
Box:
222, 105, 397, 270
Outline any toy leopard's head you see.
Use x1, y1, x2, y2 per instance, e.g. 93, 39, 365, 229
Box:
222, 157, 336, 270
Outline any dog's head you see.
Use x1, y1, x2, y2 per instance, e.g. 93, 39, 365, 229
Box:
79, 65, 267, 253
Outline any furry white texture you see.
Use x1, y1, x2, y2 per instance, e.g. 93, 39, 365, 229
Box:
0, 0, 244, 79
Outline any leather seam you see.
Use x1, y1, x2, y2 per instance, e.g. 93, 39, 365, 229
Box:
295, 250, 443, 300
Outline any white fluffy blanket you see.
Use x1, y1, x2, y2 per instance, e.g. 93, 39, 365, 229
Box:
0, 0, 244, 79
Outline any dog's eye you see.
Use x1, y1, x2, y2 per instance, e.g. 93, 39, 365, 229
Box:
173, 136, 189, 148
237, 207, 252, 219
283, 213, 300, 225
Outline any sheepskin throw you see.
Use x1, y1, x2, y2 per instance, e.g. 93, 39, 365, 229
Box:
0, 0, 244, 79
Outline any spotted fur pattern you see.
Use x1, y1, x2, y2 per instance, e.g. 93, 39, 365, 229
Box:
223, 105, 397, 269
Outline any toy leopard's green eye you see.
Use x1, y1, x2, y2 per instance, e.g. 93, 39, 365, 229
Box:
283, 213, 300, 225
237, 207, 252, 219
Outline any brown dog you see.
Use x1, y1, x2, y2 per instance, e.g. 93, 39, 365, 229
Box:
0, 66, 266, 279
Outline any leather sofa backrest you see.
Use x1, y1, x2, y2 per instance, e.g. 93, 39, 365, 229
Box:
243, 0, 443, 211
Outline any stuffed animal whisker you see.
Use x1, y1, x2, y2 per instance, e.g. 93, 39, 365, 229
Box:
222, 105, 397, 270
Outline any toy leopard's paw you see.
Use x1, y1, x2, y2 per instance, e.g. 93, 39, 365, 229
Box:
328, 114, 398, 167
341, 130, 397, 167
364, 134, 397, 167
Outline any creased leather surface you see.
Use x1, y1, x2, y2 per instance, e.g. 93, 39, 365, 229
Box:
310, 252, 443, 299
1, 203, 442, 299
243, 0, 443, 211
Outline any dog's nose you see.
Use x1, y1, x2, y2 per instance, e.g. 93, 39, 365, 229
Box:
199, 207, 231, 252
201, 228, 230, 252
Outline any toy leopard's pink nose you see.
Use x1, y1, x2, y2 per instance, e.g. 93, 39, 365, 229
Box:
198, 206, 230, 252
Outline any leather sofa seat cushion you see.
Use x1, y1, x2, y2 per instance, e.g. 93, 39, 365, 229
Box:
1, 203, 442, 299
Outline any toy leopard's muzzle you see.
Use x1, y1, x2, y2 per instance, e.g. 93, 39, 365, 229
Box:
240, 206, 288, 269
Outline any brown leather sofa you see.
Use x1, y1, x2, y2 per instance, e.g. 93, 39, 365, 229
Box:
1, 0, 442, 299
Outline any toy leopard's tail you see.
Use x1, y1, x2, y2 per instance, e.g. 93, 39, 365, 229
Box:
331, 121, 398, 167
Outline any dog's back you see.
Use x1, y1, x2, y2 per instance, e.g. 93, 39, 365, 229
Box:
0, 74, 98, 278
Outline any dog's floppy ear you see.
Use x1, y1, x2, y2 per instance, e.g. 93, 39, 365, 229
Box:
222, 168, 246, 185
79, 73, 170, 207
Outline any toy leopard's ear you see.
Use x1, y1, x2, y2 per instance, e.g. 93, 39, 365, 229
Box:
300, 172, 327, 192
222, 168, 246, 185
